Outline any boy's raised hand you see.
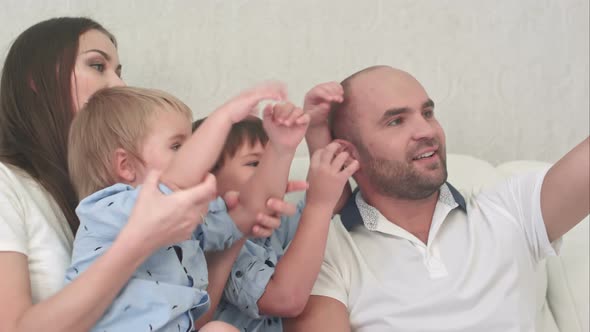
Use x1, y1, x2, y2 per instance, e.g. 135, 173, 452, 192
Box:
262, 102, 310, 152
215, 81, 288, 124
304, 81, 343, 129
306, 142, 359, 209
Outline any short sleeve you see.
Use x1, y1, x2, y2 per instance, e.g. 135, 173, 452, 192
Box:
0, 172, 27, 254
311, 217, 350, 307
478, 167, 560, 263
197, 197, 243, 252
222, 241, 276, 318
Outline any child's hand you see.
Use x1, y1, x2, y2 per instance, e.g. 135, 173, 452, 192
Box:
262, 102, 310, 152
223, 180, 309, 238
306, 142, 359, 209
303, 82, 343, 129
215, 81, 287, 124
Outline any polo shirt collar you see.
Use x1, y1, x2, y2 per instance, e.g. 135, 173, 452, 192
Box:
340, 183, 466, 235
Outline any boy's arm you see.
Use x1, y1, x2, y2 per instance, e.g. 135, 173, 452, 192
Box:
303, 82, 352, 214
257, 143, 359, 317
228, 103, 310, 236
542, 136, 590, 242
284, 296, 351, 332
195, 186, 308, 327
195, 237, 247, 328
161, 82, 287, 191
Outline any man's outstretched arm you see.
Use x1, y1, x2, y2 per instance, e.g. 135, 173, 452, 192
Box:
542, 137, 590, 242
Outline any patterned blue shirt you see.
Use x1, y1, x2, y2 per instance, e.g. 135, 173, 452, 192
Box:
214, 200, 306, 331
65, 184, 242, 332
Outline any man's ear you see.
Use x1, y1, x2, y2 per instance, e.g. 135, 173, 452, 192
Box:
333, 138, 360, 164
113, 148, 137, 183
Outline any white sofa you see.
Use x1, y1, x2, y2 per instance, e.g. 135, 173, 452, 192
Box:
287, 153, 589, 332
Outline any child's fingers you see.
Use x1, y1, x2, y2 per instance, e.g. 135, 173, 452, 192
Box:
331, 151, 350, 172
319, 141, 341, 165
341, 159, 360, 177
251, 225, 273, 238
262, 104, 274, 123
285, 180, 309, 193
256, 212, 281, 230
267, 198, 298, 216
272, 103, 293, 123
285, 107, 304, 126
294, 113, 310, 126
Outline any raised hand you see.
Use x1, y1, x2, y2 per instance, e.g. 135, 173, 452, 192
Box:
262, 102, 310, 152
306, 141, 359, 209
215, 81, 288, 124
303, 81, 343, 129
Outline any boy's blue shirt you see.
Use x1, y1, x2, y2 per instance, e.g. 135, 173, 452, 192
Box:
65, 183, 242, 332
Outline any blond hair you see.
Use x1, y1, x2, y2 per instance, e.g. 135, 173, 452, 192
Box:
68, 86, 192, 199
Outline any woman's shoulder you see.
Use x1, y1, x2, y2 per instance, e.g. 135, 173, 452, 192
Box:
0, 161, 56, 214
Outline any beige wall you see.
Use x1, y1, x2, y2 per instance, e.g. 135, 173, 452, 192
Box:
1, 0, 588, 164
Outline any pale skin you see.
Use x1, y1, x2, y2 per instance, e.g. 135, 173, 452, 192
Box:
256, 142, 358, 317
197, 180, 309, 327
111, 89, 311, 328
286, 66, 590, 331
193, 102, 311, 328
0, 28, 278, 332
207, 84, 359, 320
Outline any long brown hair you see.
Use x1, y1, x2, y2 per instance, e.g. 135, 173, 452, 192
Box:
0, 17, 116, 235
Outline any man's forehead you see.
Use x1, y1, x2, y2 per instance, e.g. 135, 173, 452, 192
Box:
346, 67, 428, 111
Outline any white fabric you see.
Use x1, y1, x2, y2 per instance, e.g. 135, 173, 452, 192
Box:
288, 154, 588, 332
497, 160, 590, 332
311, 168, 558, 331
0, 162, 73, 303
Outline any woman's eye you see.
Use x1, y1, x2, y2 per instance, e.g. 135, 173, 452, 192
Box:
245, 161, 259, 167
171, 143, 181, 151
90, 63, 105, 72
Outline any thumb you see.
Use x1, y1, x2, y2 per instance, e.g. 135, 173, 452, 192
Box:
262, 104, 273, 122
142, 170, 163, 191
176, 173, 218, 205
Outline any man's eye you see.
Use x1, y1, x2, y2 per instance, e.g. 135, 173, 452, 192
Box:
245, 161, 259, 167
387, 118, 402, 126
423, 110, 434, 119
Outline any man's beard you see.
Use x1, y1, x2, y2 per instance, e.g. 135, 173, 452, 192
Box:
358, 141, 448, 200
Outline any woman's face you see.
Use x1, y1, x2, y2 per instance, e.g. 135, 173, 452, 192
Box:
71, 29, 125, 112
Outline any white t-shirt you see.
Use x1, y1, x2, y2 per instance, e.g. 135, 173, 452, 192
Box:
312, 169, 560, 332
0, 162, 73, 303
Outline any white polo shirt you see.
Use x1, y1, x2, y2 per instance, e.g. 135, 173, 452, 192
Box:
311, 168, 559, 332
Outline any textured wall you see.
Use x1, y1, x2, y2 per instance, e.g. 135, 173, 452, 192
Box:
1, 0, 588, 164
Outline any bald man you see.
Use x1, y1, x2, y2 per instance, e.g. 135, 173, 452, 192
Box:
286, 66, 589, 332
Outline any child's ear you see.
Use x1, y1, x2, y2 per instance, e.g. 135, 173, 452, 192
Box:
113, 148, 137, 183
